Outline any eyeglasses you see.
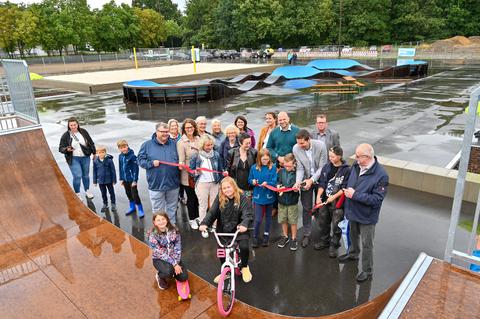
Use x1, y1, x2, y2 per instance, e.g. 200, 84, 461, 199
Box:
157, 130, 169, 134
184, 126, 194, 130
355, 154, 370, 159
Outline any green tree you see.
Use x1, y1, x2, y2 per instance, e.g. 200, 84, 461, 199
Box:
339, 0, 391, 46
15, 7, 41, 57
183, 0, 218, 47
441, 0, 480, 37
165, 19, 183, 47
91, 2, 140, 52
0, 4, 20, 56
391, 0, 444, 42
132, 0, 182, 22
134, 7, 167, 47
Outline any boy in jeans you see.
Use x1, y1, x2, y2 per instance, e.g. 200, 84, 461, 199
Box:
117, 139, 144, 218
93, 146, 117, 212
276, 153, 300, 250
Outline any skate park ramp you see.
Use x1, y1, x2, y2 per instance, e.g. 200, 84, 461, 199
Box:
1, 128, 479, 318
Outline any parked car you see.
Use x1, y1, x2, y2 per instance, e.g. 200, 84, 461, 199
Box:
341, 46, 352, 53
382, 45, 393, 53
369, 45, 378, 51
212, 50, 225, 59
223, 50, 241, 59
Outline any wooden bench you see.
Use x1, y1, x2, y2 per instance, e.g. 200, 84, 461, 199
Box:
311, 83, 359, 94
375, 78, 413, 84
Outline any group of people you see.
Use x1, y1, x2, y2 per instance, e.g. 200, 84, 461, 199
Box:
59, 111, 389, 291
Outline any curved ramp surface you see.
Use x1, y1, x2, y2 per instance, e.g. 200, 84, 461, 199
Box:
0, 127, 402, 318
306, 59, 374, 71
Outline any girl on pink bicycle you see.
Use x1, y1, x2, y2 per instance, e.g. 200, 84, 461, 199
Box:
148, 212, 188, 290
199, 177, 254, 283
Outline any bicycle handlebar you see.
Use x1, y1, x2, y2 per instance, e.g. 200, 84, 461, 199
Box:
208, 227, 254, 248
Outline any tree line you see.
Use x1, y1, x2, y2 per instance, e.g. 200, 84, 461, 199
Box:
0, 0, 478, 57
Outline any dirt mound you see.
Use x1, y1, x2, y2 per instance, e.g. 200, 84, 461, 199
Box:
431, 36, 472, 48
469, 36, 480, 45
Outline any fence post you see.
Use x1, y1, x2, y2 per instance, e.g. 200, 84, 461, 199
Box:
115, 52, 118, 61
81, 54, 84, 64
62, 55, 66, 74
42, 57, 47, 74
99, 54, 102, 63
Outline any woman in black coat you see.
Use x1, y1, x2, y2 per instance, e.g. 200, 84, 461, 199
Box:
58, 117, 96, 199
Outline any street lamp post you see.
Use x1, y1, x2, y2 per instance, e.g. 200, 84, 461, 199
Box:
338, 0, 343, 58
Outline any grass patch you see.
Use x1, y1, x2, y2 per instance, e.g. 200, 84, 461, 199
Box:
459, 219, 480, 235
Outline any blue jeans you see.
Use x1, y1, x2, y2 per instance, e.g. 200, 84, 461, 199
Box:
253, 203, 273, 238
149, 188, 179, 224
69, 156, 91, 193
99, 183, 116, 205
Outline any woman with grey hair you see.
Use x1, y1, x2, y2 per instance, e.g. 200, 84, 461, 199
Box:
211, 118, 225, 150
189, 134, 226, 237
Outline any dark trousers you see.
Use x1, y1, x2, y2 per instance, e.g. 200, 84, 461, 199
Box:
179, 184, 185, 199
99, 183, 115, 205
219, 238, 249, 269
317, 203, 344, 247
348, 221, 376, 274
123, 182, 142, 205
184, 186, 199, 220
300, 186, 317, 236
153, 259, 188, 281
253, 203, 273, 238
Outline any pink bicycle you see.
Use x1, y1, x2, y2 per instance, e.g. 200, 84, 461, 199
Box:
212, 228, 244, 317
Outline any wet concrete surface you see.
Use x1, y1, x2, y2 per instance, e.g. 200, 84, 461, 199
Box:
36, 66, 480, 316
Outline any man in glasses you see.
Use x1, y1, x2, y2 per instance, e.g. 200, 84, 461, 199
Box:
138, 122, 180, 224
312, 114, 340, 150
340, 143, 389, 283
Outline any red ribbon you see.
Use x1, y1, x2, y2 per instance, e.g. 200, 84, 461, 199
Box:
158, 161, 226, 175
309, 193, 346, 215
260, 184, 299, 193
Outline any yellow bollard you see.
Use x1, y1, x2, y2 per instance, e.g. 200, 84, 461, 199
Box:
133, 47, 138, 70
191, 46, 196, 74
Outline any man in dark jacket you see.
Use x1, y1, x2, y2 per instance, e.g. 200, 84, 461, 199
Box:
340, 144, 389, 283
138, 123, 180, 224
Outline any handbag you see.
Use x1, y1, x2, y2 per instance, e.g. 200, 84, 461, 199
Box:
188, 175, 195, 188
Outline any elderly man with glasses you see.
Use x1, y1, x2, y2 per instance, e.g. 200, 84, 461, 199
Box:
339, 143, 389, 283
138, 122, 180, 223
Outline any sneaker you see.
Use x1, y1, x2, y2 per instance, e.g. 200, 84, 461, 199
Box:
156, 273, 168, 290
289, 239, 298, 251
314, 242, 330, 250
301, 235, 310, 248
76, 193, 84, 202
213, 272, 230, 284
180, 197, 187, 205
201, 230, 209, 238
329, 246, 338, 258
111, 204, 117, 212
241, 266, 252, 283
85, 190, 94, 199
251, 237, 259, 248
262, 236, 269, 247
277, 236, 290, 248
189, 219, 199, 230
101, 204, 108, 212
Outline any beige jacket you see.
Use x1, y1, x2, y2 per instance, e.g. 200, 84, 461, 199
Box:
177, 135, 200, 186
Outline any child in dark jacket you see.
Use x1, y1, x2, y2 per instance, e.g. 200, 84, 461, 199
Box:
248, 148, 277, 248
315, 146, 351, 257
93, 145, 117, 211
276, 153, 300, 251
117, 139, 144, 218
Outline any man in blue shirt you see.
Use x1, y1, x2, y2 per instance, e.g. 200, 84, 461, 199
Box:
138, 123, 180, 224
340, 143, 389, 283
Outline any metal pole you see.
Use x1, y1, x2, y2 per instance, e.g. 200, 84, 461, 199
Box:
338, 0, 342, 59
468, 190, 480, 255
444, 86, 480, 262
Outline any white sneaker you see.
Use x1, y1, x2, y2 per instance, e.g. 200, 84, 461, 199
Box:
201, 230, 209, 238
76, 193, 84, 202
189, 219, 199, 230
85, 190, 94, 199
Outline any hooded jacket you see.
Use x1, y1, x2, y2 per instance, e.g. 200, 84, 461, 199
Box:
93, 154, 116, 185
318, 160, 351, 206
248, 164, 277, 205
344, 157, 389, 225
137, 134, 180, 192
118, 148, 139, 183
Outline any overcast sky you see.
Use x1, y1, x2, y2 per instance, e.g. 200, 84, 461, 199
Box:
7, 0, 187, 11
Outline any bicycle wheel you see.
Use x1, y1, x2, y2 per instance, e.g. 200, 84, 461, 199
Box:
217, 266, 235, 316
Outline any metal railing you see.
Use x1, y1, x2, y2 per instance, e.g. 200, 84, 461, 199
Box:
444, 85, 480, 268
0, 59, 40, 134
